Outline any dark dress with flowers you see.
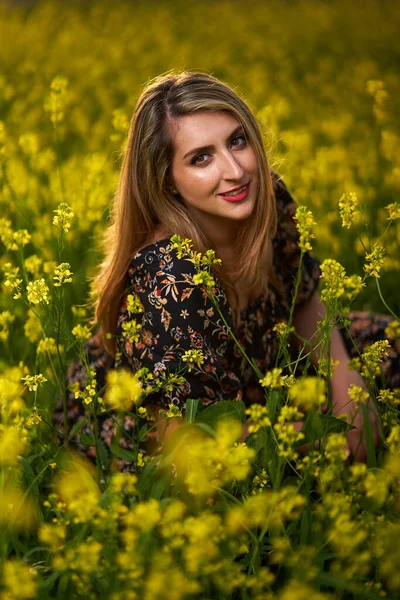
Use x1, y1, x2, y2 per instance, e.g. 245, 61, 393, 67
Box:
55, 172, 400, 472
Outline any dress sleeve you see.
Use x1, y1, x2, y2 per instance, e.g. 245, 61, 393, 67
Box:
115, 242, 243, 415
271, 171, 321, 307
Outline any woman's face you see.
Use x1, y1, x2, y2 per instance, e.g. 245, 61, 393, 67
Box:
169, 111, 259, 235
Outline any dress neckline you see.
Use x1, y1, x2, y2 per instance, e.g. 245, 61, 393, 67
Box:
131, 237, 267, 320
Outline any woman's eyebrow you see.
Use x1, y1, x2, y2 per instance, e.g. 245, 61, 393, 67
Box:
183, 125, 245, 160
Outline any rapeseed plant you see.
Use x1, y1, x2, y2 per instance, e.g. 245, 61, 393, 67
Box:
0, 1, 399, 597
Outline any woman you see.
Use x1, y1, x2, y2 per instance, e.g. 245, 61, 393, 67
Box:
56, 70, 398, 472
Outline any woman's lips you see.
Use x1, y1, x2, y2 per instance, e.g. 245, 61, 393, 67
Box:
219, 182, 250, 202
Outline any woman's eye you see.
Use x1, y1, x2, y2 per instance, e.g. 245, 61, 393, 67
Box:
190, 135, 247, 166
232, 134, 247, 147
191, 153, 208, 165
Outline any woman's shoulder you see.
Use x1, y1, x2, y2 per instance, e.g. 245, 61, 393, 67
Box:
129, 232, 196, 279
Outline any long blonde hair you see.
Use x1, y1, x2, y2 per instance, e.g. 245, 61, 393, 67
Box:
90, 69, 278, 357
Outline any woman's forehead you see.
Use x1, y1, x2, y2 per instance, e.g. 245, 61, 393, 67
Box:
170, 112, 242, 156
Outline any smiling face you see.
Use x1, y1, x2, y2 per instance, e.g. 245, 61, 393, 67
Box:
169, 111, 259, 242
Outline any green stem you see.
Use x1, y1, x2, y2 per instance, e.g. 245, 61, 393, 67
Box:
375, 277, 400, 322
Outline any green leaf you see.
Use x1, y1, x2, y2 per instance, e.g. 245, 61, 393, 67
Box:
149, 474, 171, 500
361, 402, 377, 468
68, 417, 87, 439
185, 398, 200, 423
96, 440, 110, 471
194, 399, 245, 427
138, 423, 148, 442
245, 427, 268, 456
300, 412, 356, 445
110, 443, 137, 463
326, 414, 356, 434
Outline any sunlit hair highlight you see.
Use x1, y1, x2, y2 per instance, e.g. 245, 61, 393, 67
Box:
89, 69, 278, 357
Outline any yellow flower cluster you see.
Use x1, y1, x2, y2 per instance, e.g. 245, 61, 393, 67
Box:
320, 258, 365, 304
52, 202, 74, 233
385, 202, 400, 220
21, 373, 47, 392
173, 418, 255, 498
26, 278, 50, 305
259, 367, 291, 389
170, 234, 220, 290
53, 262, 73, 286
245, 403, 271, 433
0, 310, 15, 342
105, 368, 143, 411
181, 349, 205, 371
293, 205, 317, 252
338, 191, 359, 229
71, 323, 92, 341
126, 292, 144, 314
360, 339, 390, 382
121, 320, 142, 343
73, 367, 101, 406
288, 376, 326, 411
44, 75, 69, 125
36, 337, 58, 354
364, 244, 386, 278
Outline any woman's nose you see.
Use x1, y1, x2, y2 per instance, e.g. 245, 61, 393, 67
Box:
220, 150, 245, 179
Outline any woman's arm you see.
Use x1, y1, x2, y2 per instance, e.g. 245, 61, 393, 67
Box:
292, 292, 381, 461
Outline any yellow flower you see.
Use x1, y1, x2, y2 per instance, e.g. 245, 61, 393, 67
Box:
71, 323, 92, 341
19, 132, 40, 155
53, 262, 73, 286
259, 367, 288, 389
2, 262, 23, 299
126, 293, 144, 314
245, 404, 271, 432
125, 498, 162, 533
181, 349, 205, 371
384, 320, 400, 340
0, 486, 37, 531
121, 320, 142, 343
44, 75, 69, 125
38, 523, 67, 550
293, 205, 317, 252
26, 278, 50, 305
2, 559, 37, 599
338, 191, 359, 229
25, 408, 42, 427
348, 383, 369, 405
24, 310, 42, 343
21, 373, 48, 392
173, 418, 255, 498
343, 274, 365, 301
364, 244, 386, 278
37, 337, 58, 354
24, 254, 42, 278
56, 453, 100, 523
53, 202, 74, 233
361, 339, 390, 382
385, 202, 400, 220
158, 403, 183, 419
192, 271, 215, 288
169, 234, 193, 258
320, 258, 346, 302
105, 368, 143, 411
0, 310, 15, 342
288, 376, 326, 411
0, 426, 26, 465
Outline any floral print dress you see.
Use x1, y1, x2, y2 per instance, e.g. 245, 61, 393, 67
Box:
55, 172, 400, 472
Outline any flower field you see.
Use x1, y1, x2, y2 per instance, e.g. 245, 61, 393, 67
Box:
1, 0, 400, 598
